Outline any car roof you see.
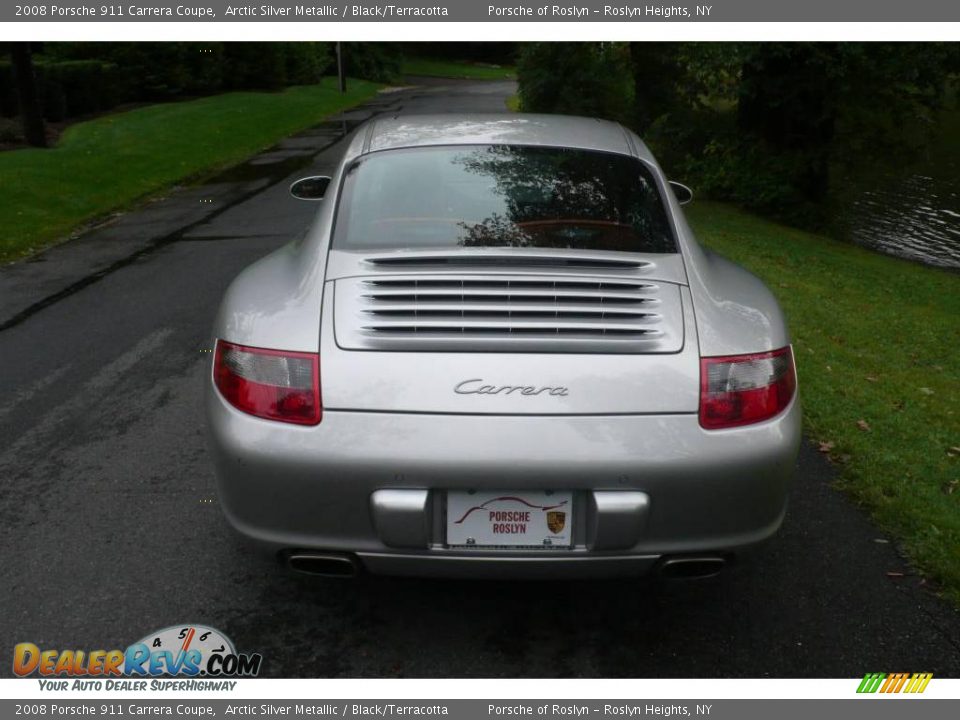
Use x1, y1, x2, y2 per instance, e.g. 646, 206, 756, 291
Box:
346, 113, 655, 162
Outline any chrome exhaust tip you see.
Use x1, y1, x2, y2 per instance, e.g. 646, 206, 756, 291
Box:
658, 555, 727, 580
285, 552, 359, 578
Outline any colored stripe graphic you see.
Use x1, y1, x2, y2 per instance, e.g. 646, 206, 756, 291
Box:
857, 673, 886, 693
889, 673, 909, 693
857, 672, 932, 693
906, 673, 933, 693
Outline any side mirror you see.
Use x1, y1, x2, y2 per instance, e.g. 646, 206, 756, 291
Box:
669, 181, 694, 206
290, 176, 331, 201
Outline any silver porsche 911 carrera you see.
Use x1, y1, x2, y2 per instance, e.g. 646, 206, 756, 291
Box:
206, 114, 801, 579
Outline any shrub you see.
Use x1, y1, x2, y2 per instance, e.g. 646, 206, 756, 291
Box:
344, 43, 402, 83
0, 42, 344, 126
283, 43, 334, 86
516, 42, 634, 123
44, 42, 222, 99
223, 43, 288, 91
43, 60, 123, 118
180, 43, 226, 95
0, 117, 19, 143
0, 59, 122, 121
33, 42, 335, 102
0, 62, 17, 117
92, 44, 190, 99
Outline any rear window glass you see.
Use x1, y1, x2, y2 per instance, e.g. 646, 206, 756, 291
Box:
333, 145, 677, 253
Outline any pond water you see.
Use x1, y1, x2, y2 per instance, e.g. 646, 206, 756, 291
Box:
830, 109, 959, 271
837, 167, 960, 271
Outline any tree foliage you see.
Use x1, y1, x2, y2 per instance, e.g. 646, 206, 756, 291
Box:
517, 41, 959, 227
1, 43, 394, 129
517, 42, 634, 123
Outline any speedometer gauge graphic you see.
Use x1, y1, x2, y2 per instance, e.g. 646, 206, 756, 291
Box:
130, 624, 235, 675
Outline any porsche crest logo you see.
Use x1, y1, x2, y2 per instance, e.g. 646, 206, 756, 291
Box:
546, 510, 566, 534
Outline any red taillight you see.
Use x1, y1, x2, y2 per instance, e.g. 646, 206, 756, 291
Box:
213, 340, 321, 425
699, 346, 796, 429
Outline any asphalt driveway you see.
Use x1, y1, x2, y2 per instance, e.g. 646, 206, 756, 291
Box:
0, 78, 958, 678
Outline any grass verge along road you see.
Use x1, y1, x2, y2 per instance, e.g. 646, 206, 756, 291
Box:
0, 78, 381, 263
688, 202, 960, 604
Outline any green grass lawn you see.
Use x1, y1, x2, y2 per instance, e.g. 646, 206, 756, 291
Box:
0, 78, 381, 263
401, 57, 516, 81
687, 201, 960, 603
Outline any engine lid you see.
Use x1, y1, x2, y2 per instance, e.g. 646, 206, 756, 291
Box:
321, 252, 699, 415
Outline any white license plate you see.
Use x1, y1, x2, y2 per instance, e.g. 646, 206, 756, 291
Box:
446, 490, 573, 548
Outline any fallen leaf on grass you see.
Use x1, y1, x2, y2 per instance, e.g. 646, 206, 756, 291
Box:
857, 419, 871, 431
947, 446, 960, 457
818, 441, 835, 453
942, 480, 958, 495
919, 387, 934, 395
866, 375, 879, 383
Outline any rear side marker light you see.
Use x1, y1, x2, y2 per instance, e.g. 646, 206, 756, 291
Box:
213, 340, 322, 425
699, 346, 797, 429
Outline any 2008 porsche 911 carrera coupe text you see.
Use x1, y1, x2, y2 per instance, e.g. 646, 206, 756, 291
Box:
206, 114, 801, 579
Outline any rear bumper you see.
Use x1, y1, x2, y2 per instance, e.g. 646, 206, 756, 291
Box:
206, 388, 800, 577
357, 552, 662, 579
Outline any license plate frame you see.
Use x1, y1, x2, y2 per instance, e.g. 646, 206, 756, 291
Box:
445, 490, 574, 548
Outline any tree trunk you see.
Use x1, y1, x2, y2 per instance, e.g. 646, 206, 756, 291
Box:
628, 42, 678, 133
336, 42, 346, 93
10, 43, 47, 148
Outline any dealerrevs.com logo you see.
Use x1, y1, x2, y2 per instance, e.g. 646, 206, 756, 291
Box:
13, 624, 262, 685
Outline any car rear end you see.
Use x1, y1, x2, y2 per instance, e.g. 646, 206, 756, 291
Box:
206, 119, 801, 578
